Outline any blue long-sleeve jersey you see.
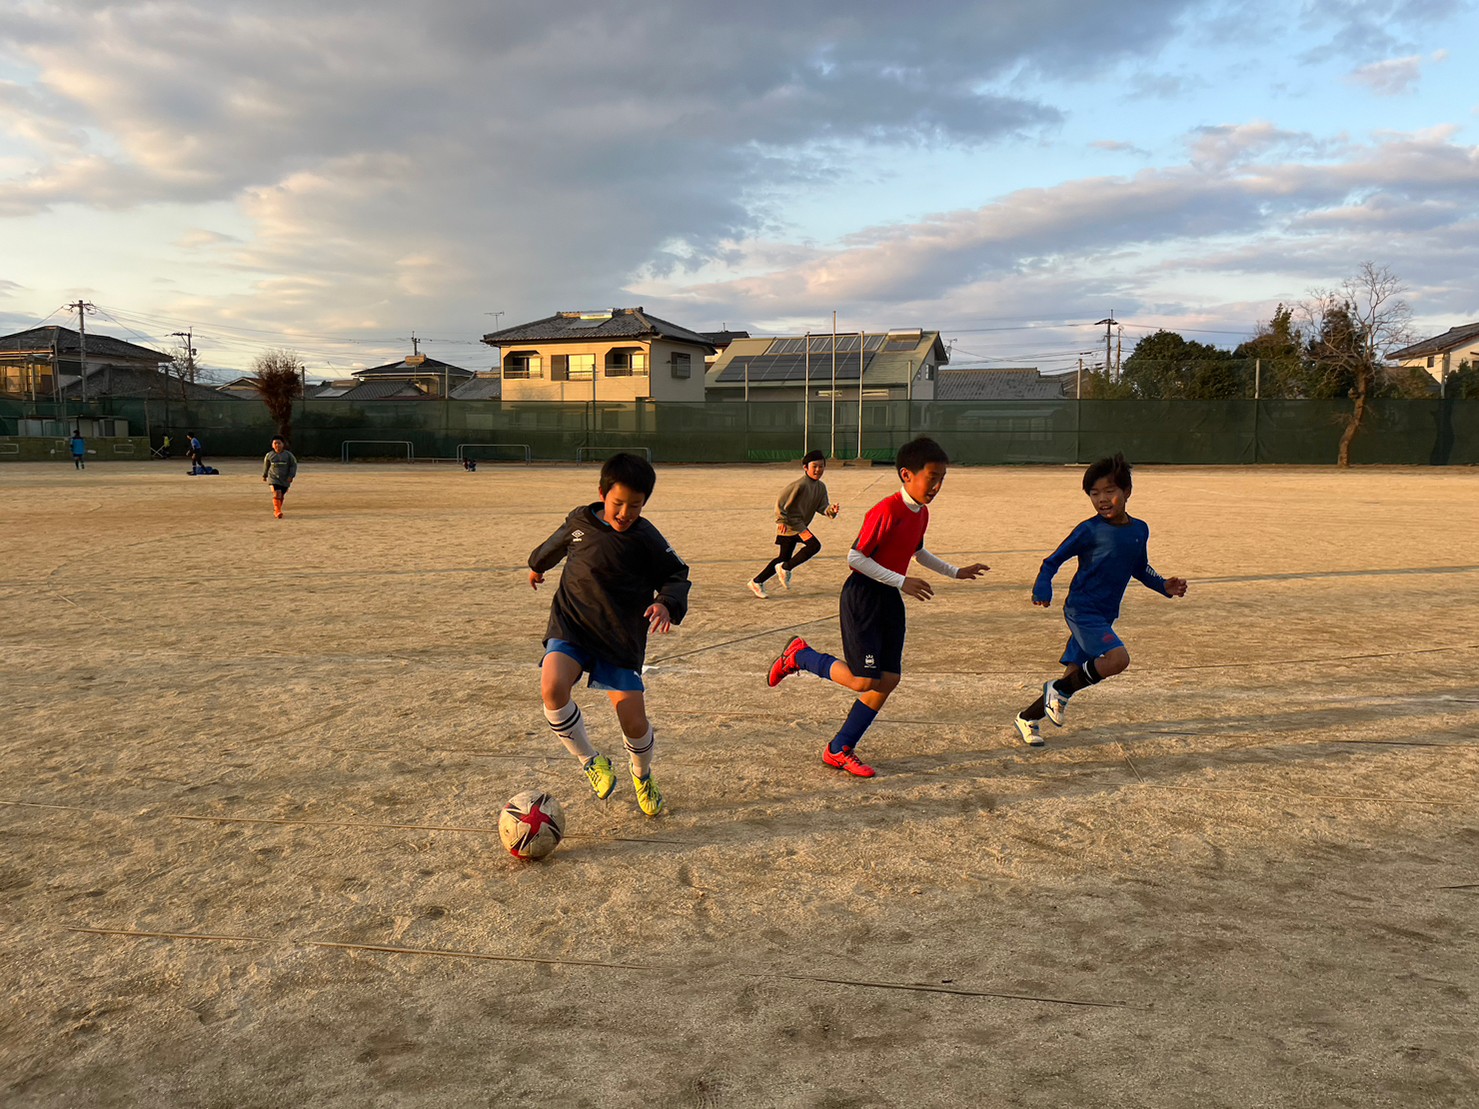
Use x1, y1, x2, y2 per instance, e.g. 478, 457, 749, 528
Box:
1032, 516, 1169, 623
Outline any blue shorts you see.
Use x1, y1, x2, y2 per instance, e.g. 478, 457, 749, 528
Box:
1060, 614, 1125, 668
839, 574, 906, 679
544, 639, 645, 693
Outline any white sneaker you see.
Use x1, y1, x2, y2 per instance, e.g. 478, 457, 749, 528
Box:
1042, 681, 1067, 727
1013, 716, 1044, 747
777, 567, 792, 591
748, 580, 768, 599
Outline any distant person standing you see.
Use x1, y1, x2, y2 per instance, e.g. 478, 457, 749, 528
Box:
69, 431, 86, 470
261, 437, 298, 519
160, 433, 172, 459
187, 432, 203, 474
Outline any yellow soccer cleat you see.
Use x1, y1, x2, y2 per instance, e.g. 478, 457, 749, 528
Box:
583, 754, 616, 799
633, 772, 664, 816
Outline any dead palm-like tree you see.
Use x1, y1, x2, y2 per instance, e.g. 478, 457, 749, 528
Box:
250, 349, 304, 443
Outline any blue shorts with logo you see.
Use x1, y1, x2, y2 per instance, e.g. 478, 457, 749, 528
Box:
544, 638, 645, 692
839, 573, 906, 679
1059, 612, 1125, 668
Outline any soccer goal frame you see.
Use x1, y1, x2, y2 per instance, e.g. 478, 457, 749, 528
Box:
456, 442, 533, 464
575, 445, 652, 463
341, 440, 415, 463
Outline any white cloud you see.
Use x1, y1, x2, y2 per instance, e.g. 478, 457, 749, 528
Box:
1, 0, 1476, 369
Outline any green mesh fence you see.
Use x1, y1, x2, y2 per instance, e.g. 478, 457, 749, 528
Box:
3, 395, 1475, 465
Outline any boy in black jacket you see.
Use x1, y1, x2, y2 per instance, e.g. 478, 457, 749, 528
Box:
529, 453, 690, 816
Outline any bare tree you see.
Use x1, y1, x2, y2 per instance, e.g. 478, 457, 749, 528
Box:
1298, 262, 1414, 467
250, 349, 305, 443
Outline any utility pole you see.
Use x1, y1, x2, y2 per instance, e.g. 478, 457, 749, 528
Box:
1094, 312, 1118, 382
830, 311, 837, 459
170, 330, 196, 400
70, 301, 95, 405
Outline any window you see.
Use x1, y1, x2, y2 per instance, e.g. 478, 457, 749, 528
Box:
605, 348, 648, 377
568, 354, 595, 379
670, 352, 691, 379
504, 351, 542, 379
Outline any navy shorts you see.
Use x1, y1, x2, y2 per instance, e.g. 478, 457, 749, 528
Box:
544, 638, 645, 692
839, 573, 906, 679
1060, 612, 1125, 667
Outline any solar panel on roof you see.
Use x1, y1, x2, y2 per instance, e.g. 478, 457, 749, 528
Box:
715, 352, 872, 384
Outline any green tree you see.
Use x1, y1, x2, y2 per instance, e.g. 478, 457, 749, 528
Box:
250, 349, 304, 443
1120, 330, 1242, 398
1445, 360, 1479, 399
1234, 304, 1308, 398
1297, 263, 1414, 467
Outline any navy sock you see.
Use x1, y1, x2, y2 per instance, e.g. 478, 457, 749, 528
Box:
828, 699, 878, 754
795, 645, 837, 680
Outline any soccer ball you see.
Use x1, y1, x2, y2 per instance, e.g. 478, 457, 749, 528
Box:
498, 790, 566, 861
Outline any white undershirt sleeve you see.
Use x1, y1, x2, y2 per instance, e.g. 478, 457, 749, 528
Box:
913, 547, 959, 579
847, 547, 906, 590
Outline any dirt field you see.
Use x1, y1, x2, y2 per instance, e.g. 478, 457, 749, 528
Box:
2, 458, 1476, 1108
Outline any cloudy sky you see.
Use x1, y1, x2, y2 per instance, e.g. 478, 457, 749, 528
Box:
2, 0, 1476, 377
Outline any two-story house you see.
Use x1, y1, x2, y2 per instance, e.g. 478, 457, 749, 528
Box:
482, 308, 716, 402
1390, 322, 1479, 392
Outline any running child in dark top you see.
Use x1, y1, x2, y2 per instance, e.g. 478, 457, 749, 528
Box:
766, 437, 989, 777
748, 450, 840, 598
528, 452, 691, 815
1013, 453, 1187, 747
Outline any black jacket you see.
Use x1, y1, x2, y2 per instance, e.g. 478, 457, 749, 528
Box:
529, 504, 690, 670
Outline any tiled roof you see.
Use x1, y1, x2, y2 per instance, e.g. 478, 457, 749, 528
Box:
1390, 322, 1479, 360
483, 307, 717, 351
450, 376, 502, 400
701, 330, 751, 347
0, 325, 168, 363
354, 356, 476, 378
934, 368, 1071, 400
57, 365, 243, 401
334, 377, 433, 400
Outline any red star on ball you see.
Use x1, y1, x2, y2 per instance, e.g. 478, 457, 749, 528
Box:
516, 799, 555, 835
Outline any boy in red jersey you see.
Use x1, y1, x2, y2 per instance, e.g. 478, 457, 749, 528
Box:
766, 437, 989, 776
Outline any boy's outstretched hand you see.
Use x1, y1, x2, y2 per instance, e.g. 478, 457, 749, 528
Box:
902, 576, 934, 600
646, 602, 673, 633
1166, 577, 1189, 597
528, 570, 544, 590
955, 562, 990, 580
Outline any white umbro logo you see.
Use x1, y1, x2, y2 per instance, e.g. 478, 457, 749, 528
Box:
571, 529, 585, 542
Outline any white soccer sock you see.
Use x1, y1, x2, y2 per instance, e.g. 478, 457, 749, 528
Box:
623, 726, 655, 778
544, 701, 596, 762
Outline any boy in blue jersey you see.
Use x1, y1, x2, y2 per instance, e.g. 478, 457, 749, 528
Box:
1014, 453, 1187, 747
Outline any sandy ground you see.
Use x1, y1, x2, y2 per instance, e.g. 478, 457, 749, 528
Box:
1, 458, 1477, 1108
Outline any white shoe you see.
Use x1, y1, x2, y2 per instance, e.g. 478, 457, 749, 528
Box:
748, 580, 768, 599
1042, 681, 1067, 727
1013, 716, 1044, 747
777, 567, 792, 591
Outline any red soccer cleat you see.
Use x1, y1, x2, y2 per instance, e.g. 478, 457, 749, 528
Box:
822, 745, 875, 778
767, 636, 808, 688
